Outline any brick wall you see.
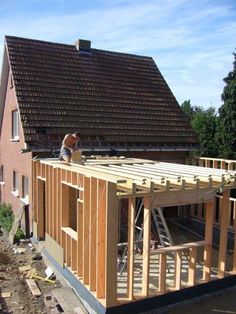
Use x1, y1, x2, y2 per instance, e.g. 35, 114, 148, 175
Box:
0, 71, 33, 234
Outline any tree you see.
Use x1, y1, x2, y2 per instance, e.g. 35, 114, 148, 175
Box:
191, 106, 218, 157
181, 101, 218, 157
181, 100, 194, 120
217, 52, 236, 158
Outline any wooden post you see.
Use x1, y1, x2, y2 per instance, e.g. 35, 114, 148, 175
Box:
218, 190, 230, 277
96, 179, 106, 299
203, 200, 215, 281
89, 177, 97, 291
159, 253, 166, 293
127, 197, 135, 300
83, 176, 90, 284
142, 196, 151, 296
37, 179, 45, 239
174, 251, 182, 290
188, 247, 197, 286
105, 181, 118, 307
77, 199, 83, 278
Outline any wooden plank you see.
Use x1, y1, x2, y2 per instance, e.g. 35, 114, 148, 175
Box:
52, 287, 86, 314
77, 199, 83, 277
152, 189, 215, 208
61, 227, 77, 240
71, 238, 77, 271
96, 179, 106, 299
83, 176, 90, 284
127, 197, 135, 300
142, 196, 151, 296
159, 253, 166, 293
150, 240, 207, 254
174, 251, 182, 290
19, 265, 32, 272
105, 181, 118, 307
9, 206, 25, 244
0, 292, 12, 298
203, 201, 215, 281
25, 279, 41, 296
188, 247, 197, 286
218, 190, 230, 277
37, 179, 45, 240
89, 177, 97, 291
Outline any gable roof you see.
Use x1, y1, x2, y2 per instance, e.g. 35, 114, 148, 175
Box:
4, 35, 198, 151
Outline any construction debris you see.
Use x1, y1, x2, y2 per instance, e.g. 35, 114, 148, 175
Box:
25, 279, 41, 297
0, 292, 12, 298
18, 265, 32, 272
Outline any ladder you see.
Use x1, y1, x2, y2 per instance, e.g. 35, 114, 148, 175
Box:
151, 207, 174, 248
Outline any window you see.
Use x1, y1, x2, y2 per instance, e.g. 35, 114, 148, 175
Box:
12, 110, 19, 140
21, 176, 29, 204
12, 170, 19, 196
0, 165, 4, 183
22, 176, 29, 199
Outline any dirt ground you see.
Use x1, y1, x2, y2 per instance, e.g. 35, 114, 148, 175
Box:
0, 231, 60, 314
1, 225, 236, 314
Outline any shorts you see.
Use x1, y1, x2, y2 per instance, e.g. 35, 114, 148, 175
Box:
59, 147, 71, 161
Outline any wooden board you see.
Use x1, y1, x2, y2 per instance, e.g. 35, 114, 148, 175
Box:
9, 206, 25, 243
19, 265, 32, 272
25, 279, 41, 296
52, 288, 87, 313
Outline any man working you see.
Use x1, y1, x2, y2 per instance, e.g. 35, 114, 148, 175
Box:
59, 132, 80, 163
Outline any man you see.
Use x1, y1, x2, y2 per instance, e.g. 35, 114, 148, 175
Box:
59, 132, 80, 163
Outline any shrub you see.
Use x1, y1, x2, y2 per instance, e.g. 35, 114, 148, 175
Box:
14, 228, 25, 242
0, 203, 14, 232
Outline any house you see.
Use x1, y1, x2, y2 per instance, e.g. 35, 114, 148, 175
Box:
32, 156, 236, 314
0, 35, 198, 234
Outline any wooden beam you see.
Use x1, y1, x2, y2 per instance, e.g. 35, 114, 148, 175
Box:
89, 177, 97, 291
105, 181, 118, 307
152, 189, 215, 208
203, 201, 215, 281
158, 253, 166, 293
188, 247, 197, 286
174, 251, 182, 290
96, 179, 106, 298
77, 198, 83, 278
83, 176, 90, 284
127, 197, 135, 300
218, 190, 230, 277
142, 196, 151, 296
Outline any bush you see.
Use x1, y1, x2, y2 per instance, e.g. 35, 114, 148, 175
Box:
14, 228, 25, 242
0, 203, 14, 232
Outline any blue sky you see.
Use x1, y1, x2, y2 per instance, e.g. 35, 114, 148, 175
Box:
0, 0, 235, 110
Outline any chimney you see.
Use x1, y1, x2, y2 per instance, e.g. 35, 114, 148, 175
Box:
75, 39, 91, 53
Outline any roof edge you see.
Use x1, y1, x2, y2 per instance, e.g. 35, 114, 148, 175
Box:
0, 42, 9, 137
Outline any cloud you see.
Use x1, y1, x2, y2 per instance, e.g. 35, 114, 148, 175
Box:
0, 0, 235, 109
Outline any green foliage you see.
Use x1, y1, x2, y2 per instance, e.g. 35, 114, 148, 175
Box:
0, 203, 14, 232
181, 100, 194, 120
181, 101, 218, 157
217, 52, 236, 158
14, 228, 25, 242
191, 106, 218, 157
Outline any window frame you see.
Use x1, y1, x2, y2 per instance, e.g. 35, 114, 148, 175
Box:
12, 110, 19, 140
12, 170, 19, 197
0, 165, 4, 185
21, 175, 29, 204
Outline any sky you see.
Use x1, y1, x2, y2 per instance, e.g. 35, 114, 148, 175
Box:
0, 0, 235, 110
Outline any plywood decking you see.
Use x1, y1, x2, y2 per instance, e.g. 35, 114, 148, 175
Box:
32, 157, 236, 309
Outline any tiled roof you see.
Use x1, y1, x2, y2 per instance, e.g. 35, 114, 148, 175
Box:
5, 35, 198, 150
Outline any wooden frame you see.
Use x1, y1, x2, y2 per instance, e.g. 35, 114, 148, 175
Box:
32, 157, 236, 309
